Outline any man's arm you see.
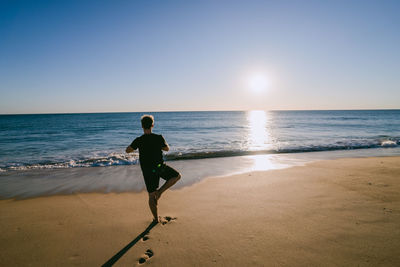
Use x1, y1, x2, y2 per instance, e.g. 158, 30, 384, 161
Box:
126, 138, 138, 153
160, 135, 169, 151
126, 145, 134, 153
162, 144, 169, 152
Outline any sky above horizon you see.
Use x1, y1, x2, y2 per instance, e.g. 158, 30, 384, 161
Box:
1, 0, 399, 114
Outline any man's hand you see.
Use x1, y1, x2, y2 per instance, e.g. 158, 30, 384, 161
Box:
126, 146, 134, 153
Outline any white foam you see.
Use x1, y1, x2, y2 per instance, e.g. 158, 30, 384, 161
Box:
381, 140, 397, 147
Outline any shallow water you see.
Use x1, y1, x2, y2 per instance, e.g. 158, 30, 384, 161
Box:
1, 147, 399, 199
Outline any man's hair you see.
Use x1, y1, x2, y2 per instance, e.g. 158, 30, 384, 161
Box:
141, 115, 154, 129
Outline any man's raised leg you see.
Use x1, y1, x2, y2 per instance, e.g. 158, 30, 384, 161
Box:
155, 174, 181, 201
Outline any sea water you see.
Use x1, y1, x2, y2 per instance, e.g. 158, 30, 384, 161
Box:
0, 110, 399, 198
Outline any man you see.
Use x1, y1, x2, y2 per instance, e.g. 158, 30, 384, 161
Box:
126, 115, 181, 223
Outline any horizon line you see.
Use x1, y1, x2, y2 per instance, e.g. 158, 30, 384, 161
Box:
1, 108, 400, 116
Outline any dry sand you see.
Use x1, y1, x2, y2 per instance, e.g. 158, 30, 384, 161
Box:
1, 156, 399, 266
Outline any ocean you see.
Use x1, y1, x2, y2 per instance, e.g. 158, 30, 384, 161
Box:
1, 110, 399, 198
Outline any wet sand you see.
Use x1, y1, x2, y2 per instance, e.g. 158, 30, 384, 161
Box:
1, 157, 399, 266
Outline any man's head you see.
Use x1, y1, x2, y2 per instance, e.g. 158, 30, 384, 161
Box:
141, 115, 154, 129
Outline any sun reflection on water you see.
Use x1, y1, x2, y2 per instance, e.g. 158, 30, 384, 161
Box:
247, 110, 271, 150
248, 155, 288, 171
247, 110, 276, 171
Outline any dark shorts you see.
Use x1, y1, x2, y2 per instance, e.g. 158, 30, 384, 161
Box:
142, 163, 180, 193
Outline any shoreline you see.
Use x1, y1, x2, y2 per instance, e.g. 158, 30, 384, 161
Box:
1, 156, 400, 266
2, 147, 400, 200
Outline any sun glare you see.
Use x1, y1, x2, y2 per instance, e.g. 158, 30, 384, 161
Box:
248, 73, 269, 93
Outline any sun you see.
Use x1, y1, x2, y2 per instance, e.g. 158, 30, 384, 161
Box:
247, 73, 270, 93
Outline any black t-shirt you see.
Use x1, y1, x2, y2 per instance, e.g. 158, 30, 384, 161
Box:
130, 133, 167, 169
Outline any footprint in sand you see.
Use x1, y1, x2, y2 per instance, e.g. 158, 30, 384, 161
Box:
138, 249, 154, 264
160, 216, 177, 225
68, 254, 80, 261
383, 207, 393, 213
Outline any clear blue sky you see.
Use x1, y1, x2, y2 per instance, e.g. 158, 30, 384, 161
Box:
1, 0, 399, 114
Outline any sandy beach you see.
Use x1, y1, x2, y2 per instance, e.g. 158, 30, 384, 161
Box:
1, 156, 399, 266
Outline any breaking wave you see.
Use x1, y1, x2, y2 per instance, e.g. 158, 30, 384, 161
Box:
1, 138, 398, 172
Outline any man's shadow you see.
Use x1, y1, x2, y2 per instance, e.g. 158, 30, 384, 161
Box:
102, 220, 158, 267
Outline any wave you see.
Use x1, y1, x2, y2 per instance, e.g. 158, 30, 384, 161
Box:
1, 153, 139, 172
1, 138, 398, 172
165, 139, 399, 160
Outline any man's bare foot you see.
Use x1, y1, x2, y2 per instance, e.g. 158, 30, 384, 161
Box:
152, 216, 161, 224
152, 216, 169, 224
